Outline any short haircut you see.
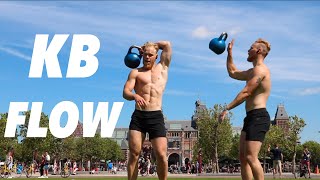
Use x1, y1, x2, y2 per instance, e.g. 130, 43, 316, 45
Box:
143, 42, 159, 53
255, 38, 271, 57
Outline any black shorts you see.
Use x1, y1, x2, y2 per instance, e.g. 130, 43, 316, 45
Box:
129, 109, 166, 140
242, 108, 270, 142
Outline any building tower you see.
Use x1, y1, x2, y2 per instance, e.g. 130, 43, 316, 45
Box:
273, 104, 290, 133
191, 100, 207, 129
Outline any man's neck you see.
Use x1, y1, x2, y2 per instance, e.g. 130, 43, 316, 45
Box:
253, 58, 264, 67
142, 65, 156, 71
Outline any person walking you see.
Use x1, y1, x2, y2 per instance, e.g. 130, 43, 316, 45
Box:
268, 144, 283, 179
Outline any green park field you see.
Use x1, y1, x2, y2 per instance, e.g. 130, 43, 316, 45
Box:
21, 178, 317, 180
21, 177, 319, 180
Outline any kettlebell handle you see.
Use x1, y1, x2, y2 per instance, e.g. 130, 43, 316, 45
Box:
128, 45, 142, 54
218, 32, 228, 41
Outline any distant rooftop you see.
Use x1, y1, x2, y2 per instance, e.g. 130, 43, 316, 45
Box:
274, 104, 289, 120
165, 120, 196, 131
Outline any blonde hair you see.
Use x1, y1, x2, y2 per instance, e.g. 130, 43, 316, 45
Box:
142, 42, 159, 53
255, 38, 271, 57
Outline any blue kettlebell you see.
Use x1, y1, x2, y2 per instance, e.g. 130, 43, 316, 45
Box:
209, 32, 228, 55
124, 45, 142, 68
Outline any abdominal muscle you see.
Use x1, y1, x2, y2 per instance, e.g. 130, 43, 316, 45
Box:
134, 82, 165, 111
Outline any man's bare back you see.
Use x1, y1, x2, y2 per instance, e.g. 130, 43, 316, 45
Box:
132, 63, 168, 111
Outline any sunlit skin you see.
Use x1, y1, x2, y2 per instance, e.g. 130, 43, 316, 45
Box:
128, 46, 166, 111
220, 40, 271, 118
142, 46, 158, 70
123, 41, 172, 180
219, 38, 271, 180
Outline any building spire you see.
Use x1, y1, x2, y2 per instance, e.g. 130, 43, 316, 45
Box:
274, 104, 289, 120
273, 103, 290, 133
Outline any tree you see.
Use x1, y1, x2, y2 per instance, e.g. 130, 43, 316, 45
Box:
17, 111, 55, 162
75, 134, 123, 170
1, 110, 123, 170
262, 125, 286, 172
284, 115, 306, 178
196, 104, 233, 173
229, 133, 240, 160
301, 141, 320, 168
0, 113, 20, 161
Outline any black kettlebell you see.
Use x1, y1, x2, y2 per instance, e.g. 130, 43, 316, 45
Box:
209, 32, 228, 55
124, 45, 142, 69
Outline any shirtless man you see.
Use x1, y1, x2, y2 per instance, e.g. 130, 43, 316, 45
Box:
219, 38, 271, 180
123, 41, 172, 180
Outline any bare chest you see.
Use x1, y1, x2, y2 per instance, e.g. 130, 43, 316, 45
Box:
136, 69, 167, 86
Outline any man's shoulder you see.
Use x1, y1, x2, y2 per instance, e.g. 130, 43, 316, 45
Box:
253, 64, 269, 73
128, 68, 143, 79
157, 61, 169, 70
251, 65, 270, 80
130, 68, 140, 74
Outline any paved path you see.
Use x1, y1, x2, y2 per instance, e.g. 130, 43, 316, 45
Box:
24, 172, 320, 179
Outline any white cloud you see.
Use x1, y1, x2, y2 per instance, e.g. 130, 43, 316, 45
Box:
0, 1, 319, 85
269, 57, 320, 82
192, 26, 214, 39
229, 27, 243, 36
0, 46, 30, 61
191, 26, 241, 40
297, 87, 320, 96
270, 93, 289, 99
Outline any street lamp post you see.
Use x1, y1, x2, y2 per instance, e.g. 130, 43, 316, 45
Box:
190, 132, 192, 160
181, 128, 184, 167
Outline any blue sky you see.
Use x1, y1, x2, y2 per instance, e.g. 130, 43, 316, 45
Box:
0, 1, 319, 143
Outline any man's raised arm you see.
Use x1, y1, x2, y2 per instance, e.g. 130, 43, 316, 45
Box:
227, 39, 249, 81
157, 41, 172, 68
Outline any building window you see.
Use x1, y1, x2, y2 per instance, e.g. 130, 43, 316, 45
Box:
168, 140, 180, 149
185, 132, 191, 138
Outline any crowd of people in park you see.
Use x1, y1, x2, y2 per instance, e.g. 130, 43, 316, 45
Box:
0, 143, 317, 179
268, 144, 313, 179
0, 147, 124, 178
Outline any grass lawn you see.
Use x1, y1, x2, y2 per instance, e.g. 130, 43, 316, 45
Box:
22, 178, 312, 180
